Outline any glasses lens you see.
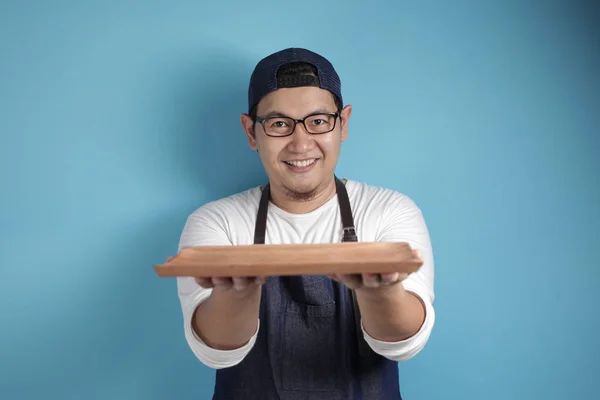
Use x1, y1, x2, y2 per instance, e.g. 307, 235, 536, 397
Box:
305, 114, 336, 134
263, 117, 294, 136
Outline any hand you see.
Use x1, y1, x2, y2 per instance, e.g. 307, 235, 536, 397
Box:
329, 249, 421, 290
326, 272, 408, 290
194, 276, 267, 292
165, 256, 267, 293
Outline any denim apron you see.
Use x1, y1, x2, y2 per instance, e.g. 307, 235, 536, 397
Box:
212, 177, 401, 399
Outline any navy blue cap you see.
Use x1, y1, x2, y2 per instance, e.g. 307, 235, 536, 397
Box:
247, 48, 343, 114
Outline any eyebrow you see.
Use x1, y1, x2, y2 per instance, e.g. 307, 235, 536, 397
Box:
260, 108, 336, 119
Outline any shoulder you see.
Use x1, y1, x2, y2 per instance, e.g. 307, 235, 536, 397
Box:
191, 186, 261, 215
179, 186, 263, 249
344, 179, 430, 243
345, 179, 419, 214
187, 186, 262, 222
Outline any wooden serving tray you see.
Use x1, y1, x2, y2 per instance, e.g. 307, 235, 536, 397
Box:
153, 242, 422, 278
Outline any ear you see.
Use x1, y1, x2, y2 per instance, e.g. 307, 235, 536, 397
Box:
240, 114, 258, 150
339, 104, 352, 142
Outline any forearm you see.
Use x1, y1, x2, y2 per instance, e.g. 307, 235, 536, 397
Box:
356, 284, 426, 342
192, 286, 262, 350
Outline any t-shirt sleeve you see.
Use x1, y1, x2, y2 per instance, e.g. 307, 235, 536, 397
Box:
363, 192, 436, 362
175, 206, 260, 369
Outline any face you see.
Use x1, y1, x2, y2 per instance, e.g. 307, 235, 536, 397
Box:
241, 86, 352, 201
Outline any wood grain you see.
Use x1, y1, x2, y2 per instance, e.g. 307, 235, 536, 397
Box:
153, 242, 423, 277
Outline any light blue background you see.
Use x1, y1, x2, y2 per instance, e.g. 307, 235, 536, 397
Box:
1, 1, 598, 399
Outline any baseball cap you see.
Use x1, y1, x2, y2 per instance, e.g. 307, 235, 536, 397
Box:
247, 48, 343, 114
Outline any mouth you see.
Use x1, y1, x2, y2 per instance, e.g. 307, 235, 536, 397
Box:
283, 158, 319, 172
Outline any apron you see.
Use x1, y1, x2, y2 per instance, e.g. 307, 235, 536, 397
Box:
212, 176, 402, 399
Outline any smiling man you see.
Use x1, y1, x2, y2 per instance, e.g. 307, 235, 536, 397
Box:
174, 48, 435, 400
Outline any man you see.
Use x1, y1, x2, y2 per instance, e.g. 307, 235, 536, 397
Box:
174, 48, 435, 399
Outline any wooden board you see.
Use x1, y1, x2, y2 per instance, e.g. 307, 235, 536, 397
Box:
153, 242, 422, 278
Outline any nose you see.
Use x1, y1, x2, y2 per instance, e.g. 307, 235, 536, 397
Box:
288, 122, 315, 153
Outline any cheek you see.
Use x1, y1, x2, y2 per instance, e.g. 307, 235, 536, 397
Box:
259, 138, 288, 162
317, 134, 340, 153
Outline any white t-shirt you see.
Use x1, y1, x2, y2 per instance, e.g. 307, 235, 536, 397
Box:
176, 179, 435, 369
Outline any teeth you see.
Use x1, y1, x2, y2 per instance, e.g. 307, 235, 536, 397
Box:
286, 159, 316, 168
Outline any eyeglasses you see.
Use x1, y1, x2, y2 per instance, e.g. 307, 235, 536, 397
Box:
255, 112, 340, 137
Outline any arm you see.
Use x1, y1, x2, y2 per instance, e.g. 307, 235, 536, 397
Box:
357, 194, 436, 361
192, 281, 262, 351
355, 281, 426, 342
176, 207, 262, 369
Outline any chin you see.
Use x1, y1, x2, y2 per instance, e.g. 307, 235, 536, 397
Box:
284, 185, 319, 201
281, 177, 326, 201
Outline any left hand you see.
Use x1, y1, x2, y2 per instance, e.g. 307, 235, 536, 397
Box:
326, 272, 409, 290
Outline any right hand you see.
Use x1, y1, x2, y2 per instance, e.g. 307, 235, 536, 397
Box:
165, 256, 267, 292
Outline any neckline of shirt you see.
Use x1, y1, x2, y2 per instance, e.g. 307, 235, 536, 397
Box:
255, 180, 355, 220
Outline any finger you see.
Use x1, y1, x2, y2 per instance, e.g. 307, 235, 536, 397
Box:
379, 272, 399, 285
212, 277, 233, 290
254, 276, 268, 285
362, 273, 382, 288
194, 277, 214, 288
166, 256, 176, 263
232, 277, 251, 291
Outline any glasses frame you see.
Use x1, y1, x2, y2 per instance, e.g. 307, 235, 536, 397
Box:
254, 112, 340, 137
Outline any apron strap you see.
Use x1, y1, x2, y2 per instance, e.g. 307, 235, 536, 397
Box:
253, 176, 370, 366
332, 179, 370, 360
253, 176, 358, 245
334, 176, 358, 242
254, 183, 270, 245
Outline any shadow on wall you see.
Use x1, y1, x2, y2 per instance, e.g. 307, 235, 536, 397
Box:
168, 47, 267, 201
109, 49, 269, 398
1, 48, 270, 399
132, 48, 269, 397
59, 49, 268, 399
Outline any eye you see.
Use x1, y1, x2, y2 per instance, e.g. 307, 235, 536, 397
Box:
268, 118, 289, 128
